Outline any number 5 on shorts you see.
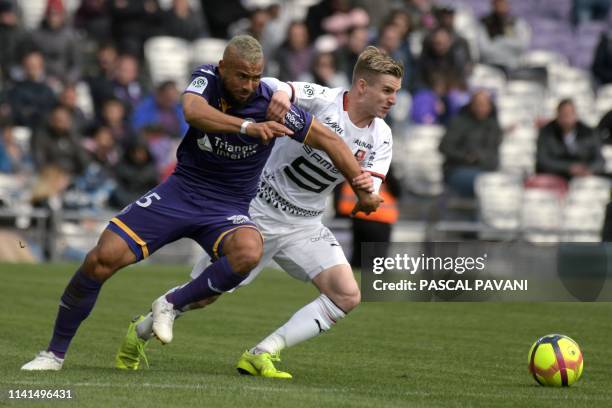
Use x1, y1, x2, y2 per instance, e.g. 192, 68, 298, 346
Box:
136, 192, 161, 208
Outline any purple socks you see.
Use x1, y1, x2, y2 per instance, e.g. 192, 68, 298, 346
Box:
47, 269, 102, 358
167, 257, 246, 310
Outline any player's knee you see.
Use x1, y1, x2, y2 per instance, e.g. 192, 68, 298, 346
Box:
230, 247, 262, 275
330, 286, 361, 313
228, 241, 262, 275
83, 244, 124, 282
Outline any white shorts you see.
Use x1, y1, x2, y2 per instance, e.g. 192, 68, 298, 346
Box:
190, 215, 349, 287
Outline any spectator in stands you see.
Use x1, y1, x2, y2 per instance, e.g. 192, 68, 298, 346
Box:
110, 0, 161, 55
85, 43, 118, 118
100, 98, 133, 142
439, 90, 502, 197
68, 126, 119, 211
111, 53, 145, 115
597, 108, 612, 143
58, 83, 88, 136
592, 29, 612, 85
410, 72, 449, 125
299, 51, 349, 89
131, 80, 187, 139
161, 0, 206, 41
7, 50, 57, 130
0, 122, 26, 173
573, 0, 611, 24
74, 0, 112, 44
431, 5, 472, 71
109, 137, 158, 209
28, 0, 83, 84
376, 22, 413, 90
405, 0, 435, 32
352, 0, 393, 30
32, 105, 90, 177
536, 99, 604, 179
82, 125, 120, 167
200, 0, 247, 38
337, 25, 369, 84
274, 21, 314, 82
305, 0, 352, 40
0, 0, 26, 82
477, 0, 531, 72
414, 27, 469, 91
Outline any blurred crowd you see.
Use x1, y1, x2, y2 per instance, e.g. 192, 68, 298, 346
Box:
0, 0, 611, 224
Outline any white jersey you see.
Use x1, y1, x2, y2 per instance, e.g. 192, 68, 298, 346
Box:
251, 79, 393, 225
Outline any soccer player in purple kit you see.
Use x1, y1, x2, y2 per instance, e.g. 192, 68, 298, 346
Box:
21, 35, 380, 371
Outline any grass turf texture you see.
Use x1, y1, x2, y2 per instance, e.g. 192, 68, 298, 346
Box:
1, 263, 611, 408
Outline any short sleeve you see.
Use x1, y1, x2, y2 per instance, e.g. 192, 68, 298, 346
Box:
289, 81, 333, 112
283, 104, 314, 144
183, 65, 217, 103
363, 126, 393, 193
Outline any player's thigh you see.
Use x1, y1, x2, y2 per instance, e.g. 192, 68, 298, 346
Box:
109, 178, 197, 262
273, 224, 349, 282
312, 264, 360, 312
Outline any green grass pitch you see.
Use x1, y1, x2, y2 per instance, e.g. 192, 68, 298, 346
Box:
1, 263, 611, 407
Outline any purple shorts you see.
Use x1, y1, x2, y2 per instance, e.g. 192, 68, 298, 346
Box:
107, 175, 259, 261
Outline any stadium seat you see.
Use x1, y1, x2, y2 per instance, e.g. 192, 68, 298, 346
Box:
520, 188, 563, 243
20, 0, 47, 30
562, 176, 610, 241
394, 127, 444, 196
475, 172, 523, 230
389, 90, 411, 124
520, 49, 568, 69
499, 142, 536, 176
602, 146, 612, 174
524, 174, 568, 198
468, 64, 506, 95
191, 38, 228, 67
144, 36, 192, 88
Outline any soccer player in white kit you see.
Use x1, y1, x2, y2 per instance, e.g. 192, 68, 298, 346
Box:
115, 46, 403, 378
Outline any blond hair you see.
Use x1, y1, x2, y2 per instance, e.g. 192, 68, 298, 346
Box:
352, 46, 404, 84
223, 35, 263, 64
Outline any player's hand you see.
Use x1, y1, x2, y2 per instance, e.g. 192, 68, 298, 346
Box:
245, 121, 293, 144
351, 193, 384, 216
351, 172, 374, 193
266, 90, 292, 123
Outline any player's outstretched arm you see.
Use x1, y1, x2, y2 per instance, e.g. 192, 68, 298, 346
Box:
305, 119, 381, 214
182, 93, 293, 143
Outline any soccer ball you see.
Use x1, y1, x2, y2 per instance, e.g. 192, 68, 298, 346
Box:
528, 334, 583, 387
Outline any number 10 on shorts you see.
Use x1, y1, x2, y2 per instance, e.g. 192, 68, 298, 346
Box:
136, 192, 161, 208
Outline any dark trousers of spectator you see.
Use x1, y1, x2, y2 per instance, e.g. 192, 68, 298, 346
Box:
351, 218, 392, 268
446, 166, 481, 198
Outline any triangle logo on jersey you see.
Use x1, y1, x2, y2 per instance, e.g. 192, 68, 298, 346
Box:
197, 135, 213, 152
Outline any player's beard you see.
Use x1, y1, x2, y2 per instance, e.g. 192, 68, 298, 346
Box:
221, 80, 253, 108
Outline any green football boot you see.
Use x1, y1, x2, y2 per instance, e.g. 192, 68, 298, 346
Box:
115, 315, 150, 370
236, 350, 292, 379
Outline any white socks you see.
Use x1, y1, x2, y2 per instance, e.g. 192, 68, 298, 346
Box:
252, 294, 346, 355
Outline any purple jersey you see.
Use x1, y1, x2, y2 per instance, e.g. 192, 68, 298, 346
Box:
174, 64, 314, 202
